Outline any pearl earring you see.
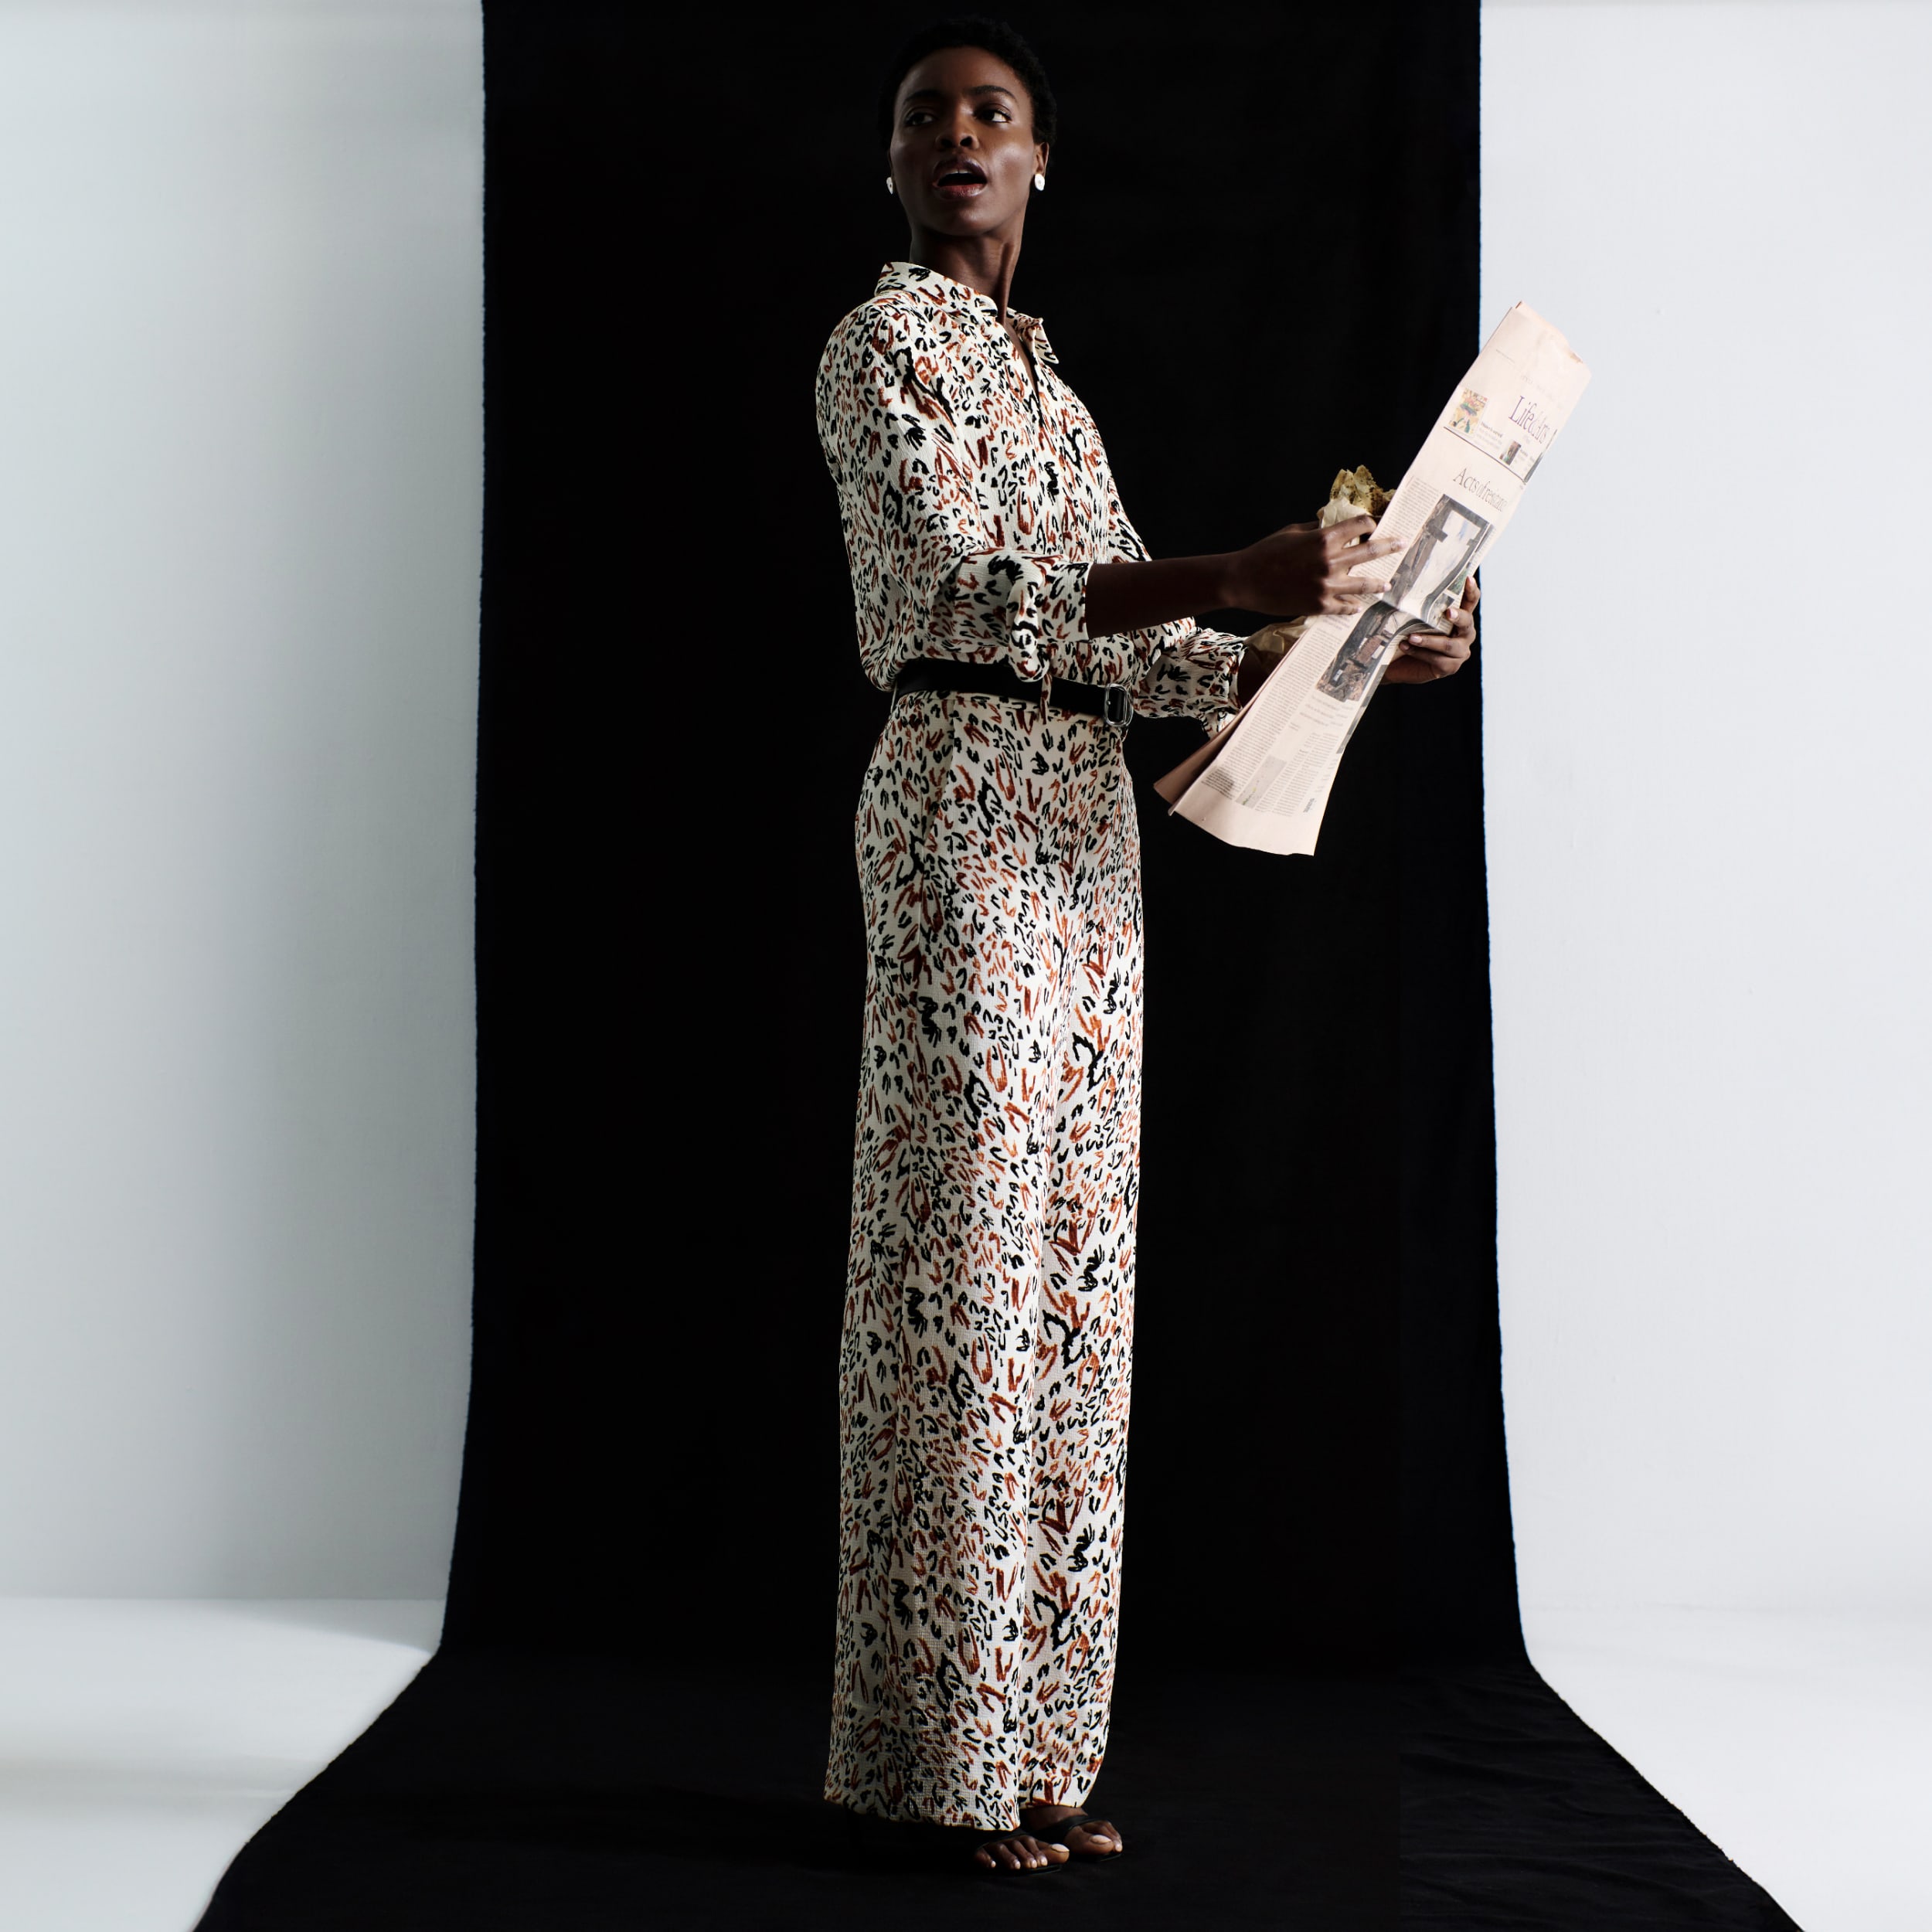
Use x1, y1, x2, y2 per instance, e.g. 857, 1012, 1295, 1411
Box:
886, 175, 896, 196
1032, 171, 1046, 191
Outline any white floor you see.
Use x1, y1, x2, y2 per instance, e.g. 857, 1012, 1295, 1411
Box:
1, 1599, 1920, 1930
0, 1599, 441, 1932
1526, 1604, 1932, 1932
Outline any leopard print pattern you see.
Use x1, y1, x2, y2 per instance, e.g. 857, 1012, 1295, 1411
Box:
816, 263, 1245, 1830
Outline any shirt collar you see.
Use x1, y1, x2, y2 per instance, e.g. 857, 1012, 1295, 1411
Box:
874, 260, 1059, 365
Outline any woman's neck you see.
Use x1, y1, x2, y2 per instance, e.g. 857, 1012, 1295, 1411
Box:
907, 230, 1022, 318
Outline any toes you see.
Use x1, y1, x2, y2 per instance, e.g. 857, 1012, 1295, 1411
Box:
979, 1833, 1059, 1872
977, 1825, 1086, 1872
1070, 1820, 1121, 1853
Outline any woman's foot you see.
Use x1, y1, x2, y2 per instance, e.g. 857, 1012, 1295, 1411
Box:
1022, 1801, 1124, 1858
972, 1801, 1124, 1869
972, 1823, 1070, 1872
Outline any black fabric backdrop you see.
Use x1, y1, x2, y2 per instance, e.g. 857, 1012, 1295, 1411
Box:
441, 0, 1481, 1679
195, 5, 1803, 1926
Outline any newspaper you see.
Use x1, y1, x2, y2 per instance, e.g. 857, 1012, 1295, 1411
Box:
1155, 302, 1590, 855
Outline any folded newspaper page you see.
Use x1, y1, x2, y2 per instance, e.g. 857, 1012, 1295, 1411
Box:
1155, 302, 1590, 855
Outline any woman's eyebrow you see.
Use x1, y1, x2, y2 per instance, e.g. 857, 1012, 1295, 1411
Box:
903, 83, 1019, 104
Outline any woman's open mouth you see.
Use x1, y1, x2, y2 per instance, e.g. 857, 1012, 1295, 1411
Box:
933, 160, 988, 201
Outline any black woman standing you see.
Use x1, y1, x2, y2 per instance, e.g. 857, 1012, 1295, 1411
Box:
815, 16, 1475, 1876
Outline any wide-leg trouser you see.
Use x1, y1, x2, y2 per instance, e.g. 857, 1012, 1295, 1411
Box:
824, 688, 1143, 1831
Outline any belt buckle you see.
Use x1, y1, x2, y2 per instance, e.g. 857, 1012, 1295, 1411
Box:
1100, 683, 1131, 731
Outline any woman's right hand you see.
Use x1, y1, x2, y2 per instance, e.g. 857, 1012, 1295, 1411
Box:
1219, 515, 1404, 619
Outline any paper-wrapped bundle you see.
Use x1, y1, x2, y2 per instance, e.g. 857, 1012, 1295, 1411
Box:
1247, 466, 1393, 658
1316, 464, 1395, 526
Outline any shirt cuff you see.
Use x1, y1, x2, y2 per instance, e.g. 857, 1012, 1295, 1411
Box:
947, 553, 1093, 682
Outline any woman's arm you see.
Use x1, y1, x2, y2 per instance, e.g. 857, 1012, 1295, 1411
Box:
1086, 516, 1402, 639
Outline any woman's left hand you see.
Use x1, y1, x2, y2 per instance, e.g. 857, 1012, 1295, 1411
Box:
1383, 570, 1479, 684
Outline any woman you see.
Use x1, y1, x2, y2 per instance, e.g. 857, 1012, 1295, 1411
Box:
815, 18, 1476, 1876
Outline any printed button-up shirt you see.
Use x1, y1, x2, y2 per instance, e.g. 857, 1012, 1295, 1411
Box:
815, 260, 1245, 730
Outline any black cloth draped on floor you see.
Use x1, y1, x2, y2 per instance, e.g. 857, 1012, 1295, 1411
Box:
195, 1658, 1395, 1932
195, 4, 1801, 1926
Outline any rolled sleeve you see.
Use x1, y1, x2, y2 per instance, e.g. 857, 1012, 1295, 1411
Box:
1132, 621, 1246, 733
946, 551, 1093, 679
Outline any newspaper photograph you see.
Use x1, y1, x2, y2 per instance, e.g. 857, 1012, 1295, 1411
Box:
1155, 302, 1591, 855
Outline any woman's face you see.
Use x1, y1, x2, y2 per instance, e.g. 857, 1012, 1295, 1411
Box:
887, 46, 1045, 240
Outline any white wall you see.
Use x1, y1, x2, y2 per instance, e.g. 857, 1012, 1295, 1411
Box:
1483, 0, 1932, 1613
0, 2, 481, 1595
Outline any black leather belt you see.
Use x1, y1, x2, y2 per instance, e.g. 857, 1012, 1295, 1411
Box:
893, 656, 1132, 730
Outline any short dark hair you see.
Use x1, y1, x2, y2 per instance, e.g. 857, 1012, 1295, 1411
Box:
874, 16, 1058, 151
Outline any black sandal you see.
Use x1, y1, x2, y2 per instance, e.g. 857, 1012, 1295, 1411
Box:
1024, 1810, 1124, 1859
